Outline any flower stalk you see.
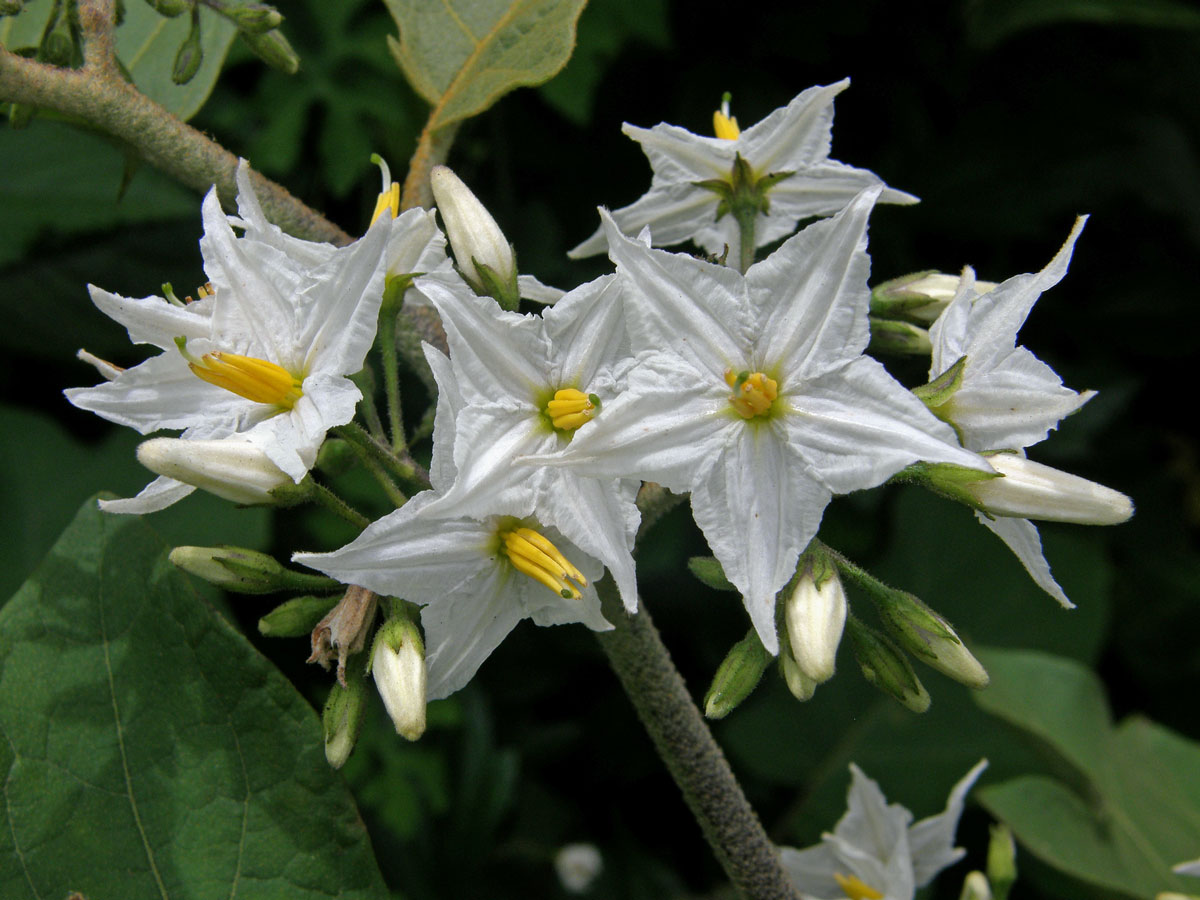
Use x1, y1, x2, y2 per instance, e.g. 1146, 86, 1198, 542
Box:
594, 580, 799, 900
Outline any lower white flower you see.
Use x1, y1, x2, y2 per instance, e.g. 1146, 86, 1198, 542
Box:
781, 760, 987, 900
294, 492, 610, 700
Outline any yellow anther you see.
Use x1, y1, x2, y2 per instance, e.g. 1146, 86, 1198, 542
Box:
177, 338, 303, 408
713, 94, 740, 140
546, 388, 598, 431
501, 526, 587, 600
833, 873, 883, 900
724, 369, 777, 419
371, 182, 401, 225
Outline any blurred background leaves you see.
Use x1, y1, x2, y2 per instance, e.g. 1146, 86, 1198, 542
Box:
2, 0, 1199, 897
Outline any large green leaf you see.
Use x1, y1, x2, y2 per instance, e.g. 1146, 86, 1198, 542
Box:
384, 0, 588, 130
1, 0, 236, 121
0, 497, 387, 900
966, 0, 1200, 47
973, 648, 1200, 899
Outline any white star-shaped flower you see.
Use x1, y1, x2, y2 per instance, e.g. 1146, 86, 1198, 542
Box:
65, 165, 396, 513
294, 346, 611, 700
570, 81, 917, 261
781, 760, 987, 900
927, 218, 1105, 606
532, 190, 988, 653
413, 271, 642, 611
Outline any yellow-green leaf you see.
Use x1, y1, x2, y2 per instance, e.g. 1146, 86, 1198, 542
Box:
384, 0, 587, 130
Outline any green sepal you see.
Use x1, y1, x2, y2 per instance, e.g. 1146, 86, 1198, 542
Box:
704, 629, 772, 719
688, 556, 736, 591
869, 270, 941, 316
892, 459, 1002, 513
216, 550, 340, 594
846, 615, 930, 713
225, 3, 283, 33
470, 256, 520, 311
381, 272, 417, 316
868, 316, 932, 356
258, 594, 341, 637
171, 6, 203, 85
241, 26, 299, 74
913, 354, 968, 408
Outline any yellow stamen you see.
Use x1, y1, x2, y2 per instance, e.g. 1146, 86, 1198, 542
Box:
177, 338, 303, 408
501, 526, 587, 599
546, 388, 598, 431
833, 873, 884, 900
724, 369, 777, 419
371, 182, 401, 225
713, 93, 740, 140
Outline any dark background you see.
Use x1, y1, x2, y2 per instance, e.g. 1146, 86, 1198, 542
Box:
3, 0, 1198, 897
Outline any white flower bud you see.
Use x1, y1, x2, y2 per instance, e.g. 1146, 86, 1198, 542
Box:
370, 617, 426, 741
972, 454, 1133, 525
554, 843, 603, 894
872, 271, 998, 323
430, 165, 517, 299
958, 871, 992, 900
784, 567, 847, 684
136, 437, 292, 505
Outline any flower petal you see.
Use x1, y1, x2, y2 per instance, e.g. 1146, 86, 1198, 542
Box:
86, 285, 213, 349
975, 512, 1074, 607
97, 475, 196, 514
542, 274, 630, 389
908, 759, 988, 887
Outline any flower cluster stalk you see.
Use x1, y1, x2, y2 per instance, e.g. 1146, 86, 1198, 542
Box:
594, 581, 799, 900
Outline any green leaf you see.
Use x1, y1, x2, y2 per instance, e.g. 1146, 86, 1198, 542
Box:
114, 1, 238, 121
973, 647, 1200, 899
0, 497, 386, 899
384, 0, 588, 130
966, 0, 1200, 48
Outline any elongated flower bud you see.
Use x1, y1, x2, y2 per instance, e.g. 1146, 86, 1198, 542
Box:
322, 660, 368, 768
704, 629, 771, 719
430, 165, 519, 308
170, 545, 338, 595
369, 616, 427, 740
969, 454, 1133, 525
137, 437, 293, 505
871, 271, 997, 323
875, 591, 989, 689
987, 824, 1017, 900
846, 617, 930, 713
783, 558, 847, 684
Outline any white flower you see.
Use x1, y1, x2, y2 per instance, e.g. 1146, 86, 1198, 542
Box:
926, 217, 1131, 606
784, 567, 847, 684
531, 190, 988, 653
431, 165, 516, 294
294, 346, 612, 700
570, 81, 916, 260
781, 760, 988, 900
413, 271, 642, 612
370, 615, 427, 741
65, 164, 392, 513
294, 493, 611, 700
136, 436, 291, 505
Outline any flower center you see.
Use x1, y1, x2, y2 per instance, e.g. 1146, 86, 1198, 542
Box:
545, 388, 601, 431
713, 92, 740, 140
500, 526, 588, 599
725, 369, 777, 419
176, 337, 303, 409
834, 873, 883, 900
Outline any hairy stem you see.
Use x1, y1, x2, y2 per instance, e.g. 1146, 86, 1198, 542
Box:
0, 5, 348, 244
595, 584, 799, 900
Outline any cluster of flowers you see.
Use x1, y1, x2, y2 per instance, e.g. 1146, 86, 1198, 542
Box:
64, 79, 1133, 900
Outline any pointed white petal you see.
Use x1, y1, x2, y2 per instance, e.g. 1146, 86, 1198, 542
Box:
780, 843, 842, 899
928, 267, 977, 375
385, 207, 447, 276
748, 187, 878, 377
783, 356, 987, 494
569, 185, 721, 256
233, 161, 337, 267
976, 513, 1073, 607
690, 427, 831, 654
739, 80, 847, 172
421, 275, 552, 404
767, 161, 916, 224
517, 273, 565, 304
97, 475, 196, 514
623, 120, 733, 181
542, 275, 629, 389
86, 285, 213, 350
422, 343, 465, 493
602, 211, 751, 375
909, 759, 988, 887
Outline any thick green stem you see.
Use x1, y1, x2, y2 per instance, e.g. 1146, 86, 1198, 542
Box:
595, 583, 799, 900
735, 208, 757, 274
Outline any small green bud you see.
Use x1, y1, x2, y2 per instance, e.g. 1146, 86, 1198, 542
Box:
846, 616, 930, 713
875, 590, 989, 689
169, 545, 338, 595
258, 594, 339, 637
912, 354, 967, 410
687, 556, 736, 591
322, 658, 368, 768
868, 317, 932, 356
241, 27, 299, 74
704, 629, 771, 719
171, 8, 203, 85
226, 3, 283, 33
958, 871, 992, 900
145, 0, 192, 16
987, 824, 1017, 900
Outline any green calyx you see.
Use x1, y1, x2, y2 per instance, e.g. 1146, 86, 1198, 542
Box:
693, 154, 794, 224
892, 459, 1002, 513
913, 355, 967, 410
704, 629, 772, 719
